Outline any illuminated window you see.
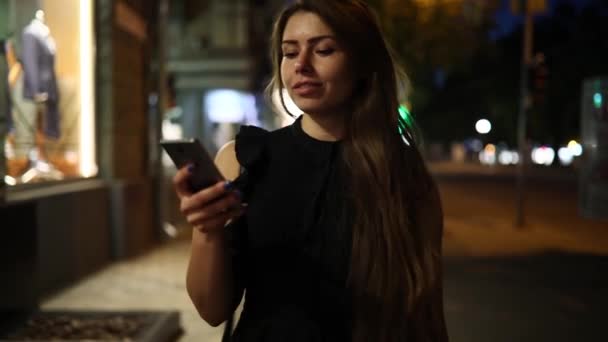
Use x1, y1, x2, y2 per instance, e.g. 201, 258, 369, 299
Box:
3, 0, 96, 186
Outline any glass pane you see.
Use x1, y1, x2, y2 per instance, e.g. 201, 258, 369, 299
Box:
3, 0, 96, 186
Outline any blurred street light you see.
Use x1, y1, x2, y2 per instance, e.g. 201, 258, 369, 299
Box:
558, 147, 574, 166
479, 143, 497, 165
531, 146, 555, 166
567, 140, 583, 157
475, 119, 492, 134
499, 150, 520, 165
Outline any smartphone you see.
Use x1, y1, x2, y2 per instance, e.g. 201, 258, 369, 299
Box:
160, 138, 224, 192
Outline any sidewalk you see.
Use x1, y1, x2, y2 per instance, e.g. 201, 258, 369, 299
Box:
41, 236, 226, 342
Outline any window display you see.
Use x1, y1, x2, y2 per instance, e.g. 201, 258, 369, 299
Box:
2, 0, 96, 186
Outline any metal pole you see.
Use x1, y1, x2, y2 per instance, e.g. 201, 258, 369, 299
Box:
157, 0, 169, 237
515, 5, 533, 228
0, 42, 7, 205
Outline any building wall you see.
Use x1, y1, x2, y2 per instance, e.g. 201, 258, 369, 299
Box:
34, 182, 112, 297
97, 0, 161, 258
168, 0, 249, 59
0, 201, 37, 312
111, 28, 148, 179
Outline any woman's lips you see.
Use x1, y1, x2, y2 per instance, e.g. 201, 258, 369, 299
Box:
293, 82, 322, 96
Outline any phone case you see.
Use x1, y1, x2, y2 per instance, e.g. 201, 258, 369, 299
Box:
160, 139, 224, 191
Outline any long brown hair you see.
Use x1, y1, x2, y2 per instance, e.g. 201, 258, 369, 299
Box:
266, 1, 441, 341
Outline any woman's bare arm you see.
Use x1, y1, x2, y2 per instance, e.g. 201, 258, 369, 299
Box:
185, 140, 242, 326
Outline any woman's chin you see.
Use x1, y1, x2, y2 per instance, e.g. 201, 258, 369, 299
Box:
292, 102, 330, 116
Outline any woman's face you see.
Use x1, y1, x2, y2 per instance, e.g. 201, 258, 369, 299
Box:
280, 11, 355, 117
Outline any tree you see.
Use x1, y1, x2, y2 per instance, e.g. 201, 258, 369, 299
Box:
366, 0, 501, 142
530, 0, 608, 145
370, 0, 608, 148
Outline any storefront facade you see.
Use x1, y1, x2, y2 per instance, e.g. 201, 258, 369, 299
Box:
0, 0, 162, 314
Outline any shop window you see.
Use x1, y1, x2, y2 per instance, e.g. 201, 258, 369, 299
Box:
2, 0, 96, 186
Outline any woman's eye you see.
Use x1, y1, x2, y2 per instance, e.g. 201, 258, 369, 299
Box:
316, 48, 334, 56
283, 52, 298, 59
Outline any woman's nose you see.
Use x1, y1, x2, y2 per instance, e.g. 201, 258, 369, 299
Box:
295, 53, 311, 73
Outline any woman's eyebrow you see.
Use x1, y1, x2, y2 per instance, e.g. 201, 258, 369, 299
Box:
281, 35, 336, 46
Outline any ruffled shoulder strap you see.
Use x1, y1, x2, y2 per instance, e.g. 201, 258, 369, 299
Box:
234, 125, 269, 171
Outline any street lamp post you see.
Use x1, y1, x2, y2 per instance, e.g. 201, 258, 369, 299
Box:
513, 0, 546, 228
515, 8, 533, 228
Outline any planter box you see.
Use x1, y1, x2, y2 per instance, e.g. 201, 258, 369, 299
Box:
1, 310, 182, 342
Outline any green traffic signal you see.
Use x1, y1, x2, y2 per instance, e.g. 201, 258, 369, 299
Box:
593, 92, 603, 109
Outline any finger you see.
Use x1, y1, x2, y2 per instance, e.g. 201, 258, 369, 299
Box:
193, 207, 246, 233
173, 165, 194, 198
185, 193, 241, 224
180, 181, 233, 214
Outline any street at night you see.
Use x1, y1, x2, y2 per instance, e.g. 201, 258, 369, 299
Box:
436, 164, 608, 341
445, 253, 608, 341
2, 0, 608, 341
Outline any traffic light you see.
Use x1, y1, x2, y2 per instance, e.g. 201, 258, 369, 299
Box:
511, 0, 547, 15
593, 92, 608, 121
593, 92, 602, 109
528, 54, 548, 106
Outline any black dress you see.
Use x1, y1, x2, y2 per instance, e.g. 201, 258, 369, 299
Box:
226, 115, 354, 341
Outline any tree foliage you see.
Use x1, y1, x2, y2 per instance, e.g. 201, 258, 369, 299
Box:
367, 0, 500, 141
368, 0, 608, 147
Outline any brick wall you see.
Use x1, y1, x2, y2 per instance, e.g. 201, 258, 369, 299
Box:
97, 0, 161, 259
111, 27, 147, 179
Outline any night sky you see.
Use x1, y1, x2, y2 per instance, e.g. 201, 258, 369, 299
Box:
492, 0, 596, 38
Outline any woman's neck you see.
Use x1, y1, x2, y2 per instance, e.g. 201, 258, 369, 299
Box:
301, 113, 345, 142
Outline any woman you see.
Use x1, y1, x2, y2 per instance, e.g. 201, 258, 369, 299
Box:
174, 1, 448, 341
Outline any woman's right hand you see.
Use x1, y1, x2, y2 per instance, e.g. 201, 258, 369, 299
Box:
173, 164, 245, 234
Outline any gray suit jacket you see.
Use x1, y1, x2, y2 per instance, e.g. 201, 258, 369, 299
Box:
21, 21, 60, 138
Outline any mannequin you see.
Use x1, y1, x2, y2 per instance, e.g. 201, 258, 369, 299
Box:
18, 9, 62, 182
22, 11, 57, 102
